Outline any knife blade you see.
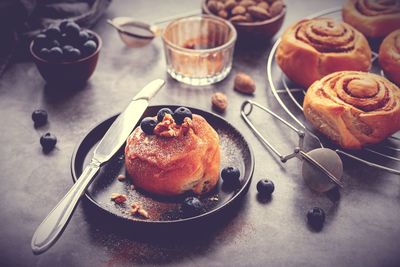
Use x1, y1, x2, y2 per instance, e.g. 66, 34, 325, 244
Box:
31, 79, 165, 254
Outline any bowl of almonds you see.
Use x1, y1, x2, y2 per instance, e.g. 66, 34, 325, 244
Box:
202, 0, 286, 42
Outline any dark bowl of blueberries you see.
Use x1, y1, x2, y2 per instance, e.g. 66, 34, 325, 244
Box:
30, 20, 102, 85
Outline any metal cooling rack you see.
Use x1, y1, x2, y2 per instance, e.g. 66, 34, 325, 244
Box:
266, 7, 400, 175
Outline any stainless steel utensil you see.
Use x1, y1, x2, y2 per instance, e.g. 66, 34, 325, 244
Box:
31, 79, 165, 254
241, 100, 344, 193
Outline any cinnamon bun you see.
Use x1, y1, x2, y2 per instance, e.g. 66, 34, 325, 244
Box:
303, 71, 400, 149
342, 0, 400, 38
379, 29, 400, 86
276, 18, 372, 88
125, 110, 220, 196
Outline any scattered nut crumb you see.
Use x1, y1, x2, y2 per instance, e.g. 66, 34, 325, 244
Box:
211, 92, 228, 112
209, 196, 219, 201
117, 174, 126, 181
234, 72, 256, 94
111, 193, 127, 204
130, 203, 140, 214
130, 184, 135, 190
137, 207, 149, 219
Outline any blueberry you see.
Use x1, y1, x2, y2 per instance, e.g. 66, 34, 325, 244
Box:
59, 33, 70, 45
256, 179, 275, 195
173, 107, 192, 124
40, 133, 57, 152
47, 47, 63, 62
49, 39, 60, 47
221, 167, 240, 185
38, 48, 51, 60
64, 22, 80, 39
45, 25, 61, 40
307, 207, 325, 230
33, 34, 49, 50
79, 30, 90, 44
82, 40, 97, 56
62, 45, 74, 52
64, 48, 81, 62
157, 108, 173, 122
140, 117, 157, 135
181, 196, 204, 216
59, 20, 70, 33
31, 109, 48, 127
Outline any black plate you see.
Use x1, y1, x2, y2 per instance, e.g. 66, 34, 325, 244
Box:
71, 105, 254, 225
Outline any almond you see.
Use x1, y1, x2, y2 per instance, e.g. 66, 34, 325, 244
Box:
207, 1, 223, 14
231, 5, 247, 16
248, 6, 271, 20
230, 15, 248, 23
218, 9, 229, 19
234, 73, 256, 94
269, 0, 284, 17
211, 92, 228, 112
257, 1, 269, 10
224, 0, 237, 11
240, 0, 256, 8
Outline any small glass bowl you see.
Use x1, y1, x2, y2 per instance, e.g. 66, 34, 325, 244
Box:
162, 15, 237, 86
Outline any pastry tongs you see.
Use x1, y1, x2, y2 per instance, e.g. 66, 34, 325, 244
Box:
241, 100, 344, 192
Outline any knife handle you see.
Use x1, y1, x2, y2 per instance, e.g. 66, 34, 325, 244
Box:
31, 160, 100, 254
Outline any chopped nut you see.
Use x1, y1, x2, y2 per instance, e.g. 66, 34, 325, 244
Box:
130, 203, 140, 214
117, 174, 126, 181
137, 207, 149, 219
130, 184, 135, 190
154, 113, 193, 137
211, 92, 228, 112
248, 6, 271, 20
234, 73, 256, 94
111, 193, 127, 204
269, 0, 284, 17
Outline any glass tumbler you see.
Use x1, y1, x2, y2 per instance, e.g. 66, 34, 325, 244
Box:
162, 15, 237, 86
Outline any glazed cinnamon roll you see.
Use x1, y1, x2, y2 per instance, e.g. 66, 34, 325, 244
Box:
342, 0, 400, 38
303, 71, 400, 149
379, 29, 400, 86
276, 18, 371, 88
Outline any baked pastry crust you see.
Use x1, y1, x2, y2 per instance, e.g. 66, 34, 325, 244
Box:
303, 71, 400, 149
125, 114, 220, 196
276, 18, 371, 88
342, 0, 400, 38
379, 29, 400, 86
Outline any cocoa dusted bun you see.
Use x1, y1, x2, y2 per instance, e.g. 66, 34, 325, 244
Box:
125, 107, 221, 196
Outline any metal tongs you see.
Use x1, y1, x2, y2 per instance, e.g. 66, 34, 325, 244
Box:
241, 100, 344, 192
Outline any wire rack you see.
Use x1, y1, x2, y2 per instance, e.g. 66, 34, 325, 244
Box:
266, 7, 400, 175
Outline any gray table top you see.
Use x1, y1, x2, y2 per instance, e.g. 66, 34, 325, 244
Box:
1, 0, 399, 266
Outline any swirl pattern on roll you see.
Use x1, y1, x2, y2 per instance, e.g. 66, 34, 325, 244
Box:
379, 29, 400, 86
355, 0, 400, 16
303, 71, 400, 149
295, 19, 356, 53
342, 0, 400, 38
276, 18, 371, 88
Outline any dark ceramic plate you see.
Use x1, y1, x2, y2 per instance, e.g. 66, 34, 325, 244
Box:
71, 105, 254, 225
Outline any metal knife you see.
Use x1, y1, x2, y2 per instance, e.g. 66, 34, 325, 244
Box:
31, 79, 165, 254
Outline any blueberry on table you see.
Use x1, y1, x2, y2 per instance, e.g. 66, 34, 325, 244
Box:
181, 196, 204, 216
48, 47, 63, 62
157, 108, 173, 122
140, 117, 157, 135
221, 167, 240, 185
38, 48, 50, 60
307, 207, 326, 230
31, 109, 48, 127
64, 48, 81, 62
173, 107, 192, 124
256, 179, 275, 195
82, 40, 97, 56
64, 22, 81, 39
40, 133, 57, 152
45, 25, 61, 40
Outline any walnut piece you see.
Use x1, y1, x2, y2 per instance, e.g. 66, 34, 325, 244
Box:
111, 193, 127, 204
153, 113, 193, 138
